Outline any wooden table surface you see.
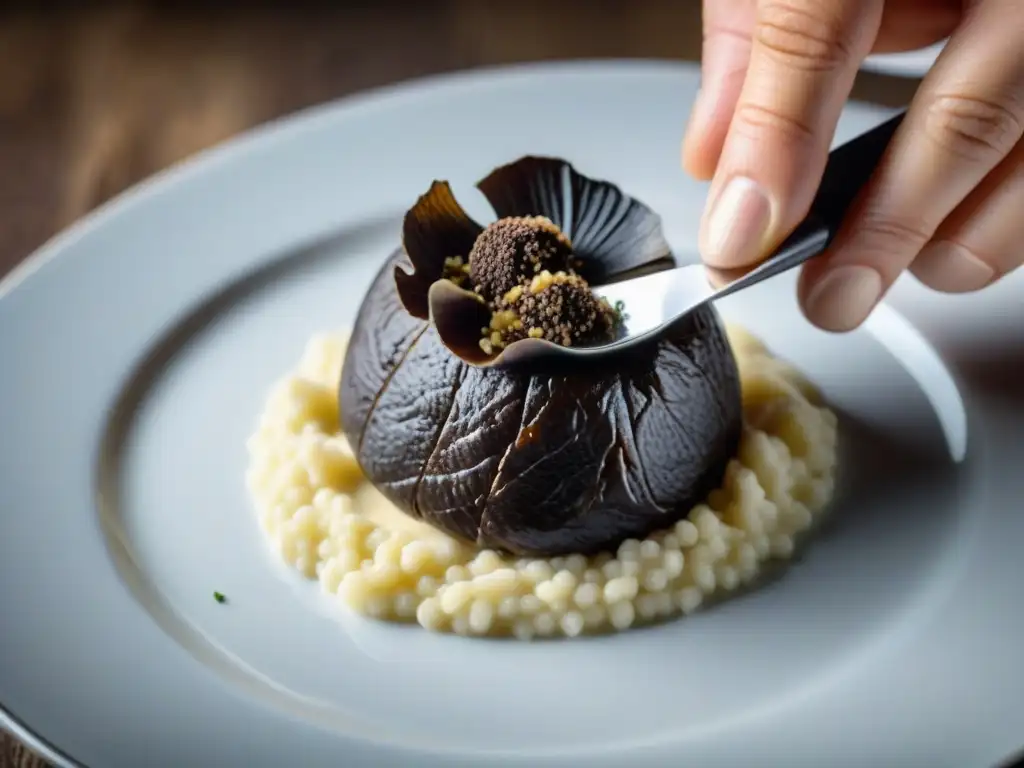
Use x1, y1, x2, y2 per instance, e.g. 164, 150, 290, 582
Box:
0, 2, 918, 765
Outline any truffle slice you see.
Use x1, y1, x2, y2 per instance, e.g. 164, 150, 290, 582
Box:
395, 181, 483, 320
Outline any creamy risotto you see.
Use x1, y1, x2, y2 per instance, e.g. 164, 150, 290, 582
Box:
245, 326, 838, 639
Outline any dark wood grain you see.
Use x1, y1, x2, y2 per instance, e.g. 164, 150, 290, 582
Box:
0, 2, 918, 765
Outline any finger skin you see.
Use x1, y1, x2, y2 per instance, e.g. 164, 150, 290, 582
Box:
799, 0, 1024, 331
872, 0, 961, 52
683, 0, 756, 181
911, 140, 1024, 292
682, 0, 958, 184
698, 0, 884, 270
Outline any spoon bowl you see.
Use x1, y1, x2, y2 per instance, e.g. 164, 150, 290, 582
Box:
491, 263, 714, 366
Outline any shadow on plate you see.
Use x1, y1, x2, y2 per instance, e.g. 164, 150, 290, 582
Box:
691, 401, 966, 615
955, 343, 1024, 404
817, 402, 965, 538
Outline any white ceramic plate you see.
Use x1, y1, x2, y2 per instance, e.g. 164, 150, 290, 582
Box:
861, 40, 947, 78
1, 61, 1022, 768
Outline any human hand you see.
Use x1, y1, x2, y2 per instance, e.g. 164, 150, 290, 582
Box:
682, 0, 1024, 332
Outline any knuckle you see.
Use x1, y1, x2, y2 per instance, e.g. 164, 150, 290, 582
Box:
912, 238, 1001, 293
944, 238, 1000, 274
703, 22, 753, 49
925, 94, 1024, 162
860, 213, 933, 247
733, 101, 817, 146
755, 0, 852, 72
849, 213, 933, 279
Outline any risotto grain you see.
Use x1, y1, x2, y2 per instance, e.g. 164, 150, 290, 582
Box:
245, 325, 838, 638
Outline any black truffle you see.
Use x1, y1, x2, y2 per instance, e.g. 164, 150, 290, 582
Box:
468, 216, 573, 304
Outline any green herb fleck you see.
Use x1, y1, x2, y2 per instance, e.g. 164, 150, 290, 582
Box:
611, 299, 630, 327
213, 591, 227, 604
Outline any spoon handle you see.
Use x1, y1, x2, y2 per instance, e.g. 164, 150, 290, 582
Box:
711, 109, 905, 302
812, 108, 906, 231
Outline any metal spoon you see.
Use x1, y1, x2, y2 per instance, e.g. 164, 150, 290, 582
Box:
495, 109, 905, 367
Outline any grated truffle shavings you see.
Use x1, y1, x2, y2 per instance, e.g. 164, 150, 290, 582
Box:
448, 216, 621, 354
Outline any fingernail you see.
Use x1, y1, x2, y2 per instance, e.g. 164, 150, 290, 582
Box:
804, 265, 883, 332
700, 176, 772, 268
913, 241, 994, 293
704, 265, 727, 289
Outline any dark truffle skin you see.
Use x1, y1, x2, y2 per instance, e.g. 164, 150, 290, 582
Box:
341, 157, 742, 557
469, 216, 573, 304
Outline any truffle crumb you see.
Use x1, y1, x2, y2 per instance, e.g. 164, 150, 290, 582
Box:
516, 271, 616, 347
468, 216, 573, 303
442, 255, 472, 287
448, 215, 622, 354
503, 285, 524, 304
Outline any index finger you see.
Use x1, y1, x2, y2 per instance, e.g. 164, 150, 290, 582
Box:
682, 0, 756, 181
699, 0, 884, 270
